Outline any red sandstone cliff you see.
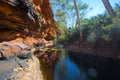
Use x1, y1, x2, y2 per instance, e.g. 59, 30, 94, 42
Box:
0, 0, 56, 58
0, 0, 56, 42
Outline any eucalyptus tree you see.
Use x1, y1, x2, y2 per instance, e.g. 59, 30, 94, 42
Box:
50, 0, 89, 42
73, 0, 82, 41
102, 0, 116, 18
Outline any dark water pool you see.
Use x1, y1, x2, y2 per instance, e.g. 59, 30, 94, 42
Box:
38, 48, 120, 80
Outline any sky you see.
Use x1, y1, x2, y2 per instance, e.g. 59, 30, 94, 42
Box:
82, 0, 120, 18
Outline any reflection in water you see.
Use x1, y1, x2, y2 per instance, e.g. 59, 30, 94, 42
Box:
36, 48, 58, 80
55, 54, 80, 80
37, 48, 120, 80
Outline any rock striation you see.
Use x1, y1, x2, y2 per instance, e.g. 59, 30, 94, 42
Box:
0, 0, 56, 80
0, 0, 56, 42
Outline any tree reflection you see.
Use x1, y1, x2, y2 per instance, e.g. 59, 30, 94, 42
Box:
54, 50, 81, 80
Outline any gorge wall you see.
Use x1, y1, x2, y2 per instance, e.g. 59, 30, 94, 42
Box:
0, 0, 56, 42
0, 0, 56, 80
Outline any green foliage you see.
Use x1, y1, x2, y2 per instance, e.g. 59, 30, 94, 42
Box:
66, 27, 80, 42
87, 13, 112, 41
50, 0, 89, 27
67, 4, 120, 43
115, 2, 120, 17
50, 0, 89, 43
50, 0, 120, 44
55, 21, 67, 43
109, 18, 120, 41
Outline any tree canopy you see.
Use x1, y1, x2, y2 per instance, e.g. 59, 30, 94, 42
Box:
50, 0, 120, 44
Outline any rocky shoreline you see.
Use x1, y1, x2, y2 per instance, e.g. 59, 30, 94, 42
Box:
0, 37, 55, 80
0, 55, 43, 80
0, 37, 53, 80
65, 43, 120, 59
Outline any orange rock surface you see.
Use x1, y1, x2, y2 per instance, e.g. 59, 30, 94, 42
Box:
0, 0, 56, 42
0, 0, 56, 58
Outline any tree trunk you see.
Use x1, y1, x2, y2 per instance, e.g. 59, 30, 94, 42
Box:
102, 0, 116, 18
73, 0, 82, 41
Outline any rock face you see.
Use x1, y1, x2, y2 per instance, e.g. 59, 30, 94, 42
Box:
0, 0, 56, 42
0, 56, 43, 80
0, 0, 56, 80
0, 37, 54, 59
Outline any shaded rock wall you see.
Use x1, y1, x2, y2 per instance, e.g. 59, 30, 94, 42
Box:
0, 0, 56, 42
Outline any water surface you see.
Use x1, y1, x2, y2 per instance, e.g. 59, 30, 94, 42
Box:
38, 48, 120, 80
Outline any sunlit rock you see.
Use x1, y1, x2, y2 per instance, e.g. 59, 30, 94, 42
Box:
0, 0, 56, 42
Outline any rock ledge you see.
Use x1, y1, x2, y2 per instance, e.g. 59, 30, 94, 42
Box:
0, 55, 43, 80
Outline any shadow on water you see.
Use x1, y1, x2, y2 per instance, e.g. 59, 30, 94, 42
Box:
36, 48, 120, 80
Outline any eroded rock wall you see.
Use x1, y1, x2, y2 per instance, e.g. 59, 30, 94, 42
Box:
0, 0, 56, 42
0, 0, 55, 79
